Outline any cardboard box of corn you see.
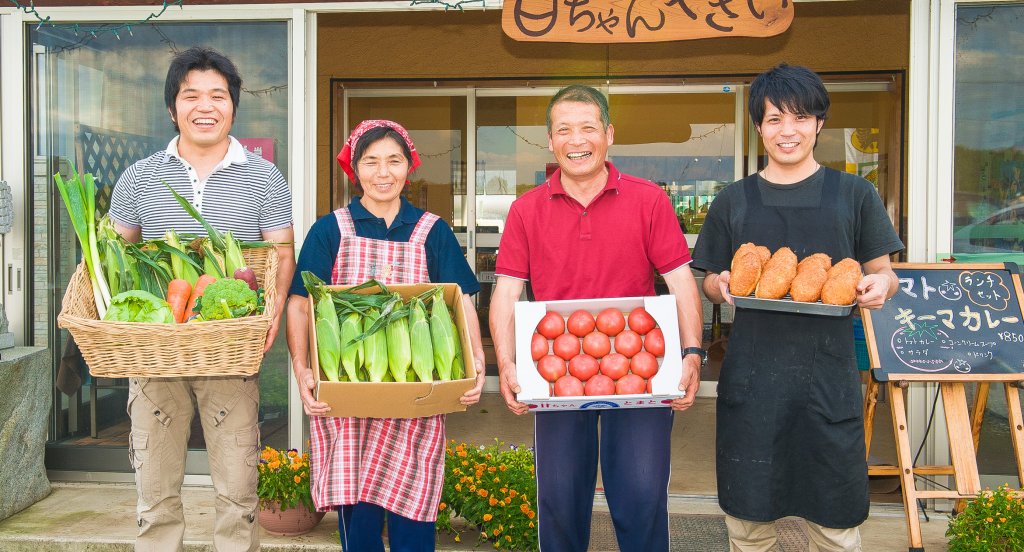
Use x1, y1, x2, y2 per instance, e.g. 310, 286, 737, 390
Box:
304, 273, 476, 418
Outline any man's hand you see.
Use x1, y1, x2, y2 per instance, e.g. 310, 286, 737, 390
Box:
856, 273, 892, 310
263, 318, 281, 353
670, 357, 701, 411
715, 271, 735, 306
499, 362, 529, 415
294, 365, 331, 417
460, 356, 486, 406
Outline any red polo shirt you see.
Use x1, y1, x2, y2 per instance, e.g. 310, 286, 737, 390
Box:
495, 162, 691, 301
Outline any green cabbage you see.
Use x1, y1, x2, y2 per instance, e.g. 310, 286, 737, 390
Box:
103, 290, 174, 323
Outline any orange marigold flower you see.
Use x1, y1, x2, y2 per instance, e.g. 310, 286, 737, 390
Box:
488, 466, 497, 473
294, 475, 302, 484
500, 487, 508, 494
987, 517, 994, 523
509, 490, 518, 498
520, 503, 530, 513
483, 513, 493, 521
458, 451, 467, 457
494, 477, 501, 483
528, 511, 535, 519
504, 497, 512, 505
455, 484, 462, 492
500, 465, 507, 471
478, 489, 489, 497
493, 528, 501, 536
462, 460, 469, 466
489, 497, 498, 506
439, 503, 447, 511
288, 450, 298, 458
269, 460, 280, 470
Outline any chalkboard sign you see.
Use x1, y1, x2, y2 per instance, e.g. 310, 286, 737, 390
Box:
863, 263, 1024, 381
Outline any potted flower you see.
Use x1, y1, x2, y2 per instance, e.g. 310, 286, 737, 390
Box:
257, 446, 325, 536
437, 440, 538, 551
946, 484, 1024, 551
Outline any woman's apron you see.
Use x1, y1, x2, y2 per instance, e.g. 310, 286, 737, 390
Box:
309, 207, 446, 522
716, 168, 869, 529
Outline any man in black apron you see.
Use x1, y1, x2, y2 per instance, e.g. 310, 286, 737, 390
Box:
691, 64, 904, 551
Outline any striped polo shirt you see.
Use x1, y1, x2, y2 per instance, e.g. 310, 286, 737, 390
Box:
108, 136, 292, 241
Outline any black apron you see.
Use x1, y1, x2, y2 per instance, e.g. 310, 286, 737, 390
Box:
716, 168, 869, 529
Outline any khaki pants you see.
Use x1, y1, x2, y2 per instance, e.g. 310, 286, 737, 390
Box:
128, 376, 260, 552
725, 515, 863, 552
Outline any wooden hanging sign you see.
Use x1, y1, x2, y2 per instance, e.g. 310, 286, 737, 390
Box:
502, 0, 794, 43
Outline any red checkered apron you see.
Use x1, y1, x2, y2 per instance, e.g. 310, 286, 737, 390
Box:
309, 207, 447, 521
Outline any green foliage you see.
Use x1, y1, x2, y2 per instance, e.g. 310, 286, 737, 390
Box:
437, 440, 538, 551
947, 484, 1024, 551
257, 446, 314, 512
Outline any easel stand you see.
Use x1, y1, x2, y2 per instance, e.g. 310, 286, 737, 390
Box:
864, 375, 1024, 551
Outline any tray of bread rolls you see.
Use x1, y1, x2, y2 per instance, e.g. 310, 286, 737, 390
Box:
728, 243, 858, 317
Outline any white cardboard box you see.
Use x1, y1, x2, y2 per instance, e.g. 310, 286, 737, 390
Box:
514, 294, 683, 411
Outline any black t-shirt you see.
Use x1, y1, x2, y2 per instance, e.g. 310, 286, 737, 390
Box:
691, 169, 904, 274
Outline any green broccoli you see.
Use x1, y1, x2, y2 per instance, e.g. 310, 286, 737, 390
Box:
199, 278, 259, 320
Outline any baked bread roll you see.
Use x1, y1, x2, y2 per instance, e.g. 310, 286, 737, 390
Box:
790, 266, 828, 302
821, 258, 862, 305
755, 247, 798, 299
797, 253, 832, 274
729, 251, 762, 297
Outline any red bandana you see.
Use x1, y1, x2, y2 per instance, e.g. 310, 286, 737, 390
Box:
336, 119, 421, 183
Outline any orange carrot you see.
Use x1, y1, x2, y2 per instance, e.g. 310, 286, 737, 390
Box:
187, 274, 217, 319
167, 279, 193, 324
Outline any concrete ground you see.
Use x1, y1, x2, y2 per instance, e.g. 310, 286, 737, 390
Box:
0, 396, 952, 550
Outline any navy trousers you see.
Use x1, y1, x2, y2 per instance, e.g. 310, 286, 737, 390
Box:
337, 502, 436, 552
534, 408, 674, 552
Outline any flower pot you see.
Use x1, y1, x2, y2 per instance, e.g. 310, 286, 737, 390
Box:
258, 500, 326, 536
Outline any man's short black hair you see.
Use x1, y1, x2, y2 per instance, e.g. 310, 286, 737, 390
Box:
164, 47, 242, 131
748, 63, 830, 127
547, 84, 610, 132
351, 126, 413, 186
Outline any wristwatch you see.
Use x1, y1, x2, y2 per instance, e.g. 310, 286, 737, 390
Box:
682, 347, 708, 367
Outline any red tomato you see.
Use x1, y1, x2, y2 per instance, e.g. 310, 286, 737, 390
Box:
613, 330, 643, 358
584, 374, 616, 396
595, 308, 626, 336
581, 331, 611, 358
568, 354, 600, 381
599, 353, 630, 381
552, 333, 581, 361
643, 328, 666, 357
616, 373, 647, 395
531, 333, 549, 361
536, 311, 565, 340
627, 307, 657, 335
554, 375, 584, 397
536, 355, 567, 383
566, 310, 596, 337
630, 351, 659, 379
646, 378, 652, 393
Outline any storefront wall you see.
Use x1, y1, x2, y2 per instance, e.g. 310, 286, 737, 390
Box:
0, 0, 1019, 485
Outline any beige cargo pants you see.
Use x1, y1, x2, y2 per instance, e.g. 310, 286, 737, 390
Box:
128, 376, 260, 552
726, 515, 863, 552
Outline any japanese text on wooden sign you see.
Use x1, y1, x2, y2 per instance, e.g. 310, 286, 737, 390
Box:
502, 0, 793, 43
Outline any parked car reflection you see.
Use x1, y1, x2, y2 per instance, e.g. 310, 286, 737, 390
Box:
952, 203, 1024, 254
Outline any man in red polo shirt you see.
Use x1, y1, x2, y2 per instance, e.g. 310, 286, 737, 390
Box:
488, 85, 704, 552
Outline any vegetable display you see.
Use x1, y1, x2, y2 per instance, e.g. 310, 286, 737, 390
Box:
303, 272, 469, 383
535, 306, 666, 397
53, 169, 275, 323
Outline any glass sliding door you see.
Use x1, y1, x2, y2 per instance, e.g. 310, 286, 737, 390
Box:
29, 21, 291, 474
950, 1, 1024, 482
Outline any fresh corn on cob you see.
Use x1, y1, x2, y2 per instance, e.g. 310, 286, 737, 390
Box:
451, 350, 465, 380
409, 297, 434, 382
430, 288, 457, 381
314, 289, 342, 382
340, 311, 364, 382
363, 308, 389, 382
386, 306, 412, 382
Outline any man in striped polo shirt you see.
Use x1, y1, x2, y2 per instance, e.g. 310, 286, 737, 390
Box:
108, 47, 294, 552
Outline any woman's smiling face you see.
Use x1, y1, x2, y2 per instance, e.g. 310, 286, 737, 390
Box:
355, 136, 410, 205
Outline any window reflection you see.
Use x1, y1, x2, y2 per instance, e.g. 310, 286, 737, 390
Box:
29, 22, 291, 460
953, 5, 1024, 261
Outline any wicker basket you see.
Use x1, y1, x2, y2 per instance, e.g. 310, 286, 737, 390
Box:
57, 247, 279, 378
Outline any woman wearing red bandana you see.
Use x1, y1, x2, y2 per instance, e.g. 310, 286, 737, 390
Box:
285, 120, 486, 551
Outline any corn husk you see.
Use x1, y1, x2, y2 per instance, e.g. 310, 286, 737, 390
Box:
430, 288, 457, 381
363, 308, 389, 382
340, 312, 364, 382
386, 313, 412, 382
409, 297, 434, 382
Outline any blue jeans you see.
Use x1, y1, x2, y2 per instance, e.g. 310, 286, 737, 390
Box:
337, 502, 436, 552
534, 408, 674, 552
